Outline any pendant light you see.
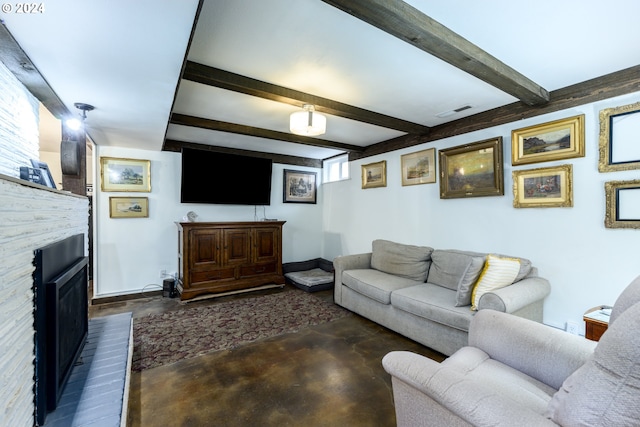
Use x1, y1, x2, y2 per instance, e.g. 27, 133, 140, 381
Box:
289, 104, 326, 136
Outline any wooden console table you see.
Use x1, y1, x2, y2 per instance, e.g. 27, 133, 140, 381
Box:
176, 221, 286, 300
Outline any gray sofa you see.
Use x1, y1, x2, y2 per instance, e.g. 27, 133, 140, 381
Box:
333, 239, 551, 356
382, 275, 640, 426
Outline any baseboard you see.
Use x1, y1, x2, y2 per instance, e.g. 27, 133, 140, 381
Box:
91, 290, 163, 306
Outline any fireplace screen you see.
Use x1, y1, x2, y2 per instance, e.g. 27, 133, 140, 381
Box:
33, 234, 88, 426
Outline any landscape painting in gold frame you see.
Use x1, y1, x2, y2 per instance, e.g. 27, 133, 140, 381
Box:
439, 137, 503, 199
598, 102, 640, 172
512, 164, 572, 208
511, 115, 585, 166
109, 197, 149, 218
605, 180, 640, 229
100, 157, 151, 192
401, 148, 436, 186
362, 160, 387, 189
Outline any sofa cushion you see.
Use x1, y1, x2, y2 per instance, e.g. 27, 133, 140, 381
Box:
428, 249, 486, 292
371, 239, 433, 282
443, 347, 556, 414
342, 269, 422, 304
545, 301, 640, 426
390, 283, 474, 331
454, 255, 487, 307
471, 255, 521, 310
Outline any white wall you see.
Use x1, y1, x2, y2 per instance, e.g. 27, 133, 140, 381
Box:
322, 91, 640, 333
93, 146, 323, 297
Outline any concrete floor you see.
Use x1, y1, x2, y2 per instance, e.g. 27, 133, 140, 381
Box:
90, 285, 445, 427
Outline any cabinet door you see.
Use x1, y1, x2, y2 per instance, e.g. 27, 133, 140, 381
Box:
223, 228, 251, 265
252, 226, 280, 264
189, 229, 222, 271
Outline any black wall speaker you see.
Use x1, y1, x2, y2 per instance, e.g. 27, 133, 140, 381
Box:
60, 139, 80, 175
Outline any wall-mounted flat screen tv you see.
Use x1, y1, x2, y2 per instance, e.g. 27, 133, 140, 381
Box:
180, 148, 273, 205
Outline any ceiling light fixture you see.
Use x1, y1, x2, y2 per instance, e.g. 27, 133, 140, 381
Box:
66, 102, 95, 130
290, 104, 326, 136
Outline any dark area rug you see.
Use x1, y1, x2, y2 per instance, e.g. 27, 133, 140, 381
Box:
132, 289, 350, 371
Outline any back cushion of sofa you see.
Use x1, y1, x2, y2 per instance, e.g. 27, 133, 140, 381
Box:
428, 249, 486, 292
499, 254, 532, 282
370, 239, 433, 282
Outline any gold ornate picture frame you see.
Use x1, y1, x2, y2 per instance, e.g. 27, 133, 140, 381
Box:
109, 197, 149, 218
512, 164, 573, 208
100, 157, 151, 192
362, 160, 387, 189
401, 148, 436, 186
598, 102, 640, 173
605, 180, 640, 229
511, 115, 585, 166
439, 137, 503, 199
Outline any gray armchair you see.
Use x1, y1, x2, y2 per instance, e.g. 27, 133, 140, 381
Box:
383, 275, 640, 426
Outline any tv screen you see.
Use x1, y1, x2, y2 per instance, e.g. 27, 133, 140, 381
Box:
181, 148, 273, 205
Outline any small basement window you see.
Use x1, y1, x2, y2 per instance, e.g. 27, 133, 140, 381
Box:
323, 153, 349, 183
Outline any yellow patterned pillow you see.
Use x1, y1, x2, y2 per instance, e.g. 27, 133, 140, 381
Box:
471, 254, 521, 310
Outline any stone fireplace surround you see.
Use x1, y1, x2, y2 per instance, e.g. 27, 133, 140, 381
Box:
0, 175, 88, 426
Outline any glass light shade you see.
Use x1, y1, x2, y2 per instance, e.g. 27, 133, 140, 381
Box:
290, 106, 326, 136
66, 117, 83, 131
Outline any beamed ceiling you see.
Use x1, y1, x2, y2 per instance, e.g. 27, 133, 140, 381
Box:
1, 0, 640, 168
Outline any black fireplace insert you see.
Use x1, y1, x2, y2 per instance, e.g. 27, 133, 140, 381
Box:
33, 233, 88, 426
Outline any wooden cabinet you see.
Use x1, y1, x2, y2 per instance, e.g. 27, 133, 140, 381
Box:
177, 221, 286, 300
583, 306, 610, 341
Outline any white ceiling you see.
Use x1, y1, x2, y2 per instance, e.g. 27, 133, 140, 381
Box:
2, 0, 640, 159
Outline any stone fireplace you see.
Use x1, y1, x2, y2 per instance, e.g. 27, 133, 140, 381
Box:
0, 175, 88, 426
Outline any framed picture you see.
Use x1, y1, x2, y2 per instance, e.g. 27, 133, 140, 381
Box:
439, 137, 504, 199
30, 159, 57, 189
512, 164, 573, 208
401, 148, 436, 186
283, 169, 317, 204
511, 114, 585, 166
100, 157, 151, 192
362, 160, 387, 189
605, 180, 640, 229
109, 197, 149, 218
599, 102, 640, 173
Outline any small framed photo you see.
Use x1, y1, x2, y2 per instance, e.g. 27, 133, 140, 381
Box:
605, 180, 640, 229
283, 169, 317, 204
512, 164, 573, 208
599, 102, 640, 173
439, 137, 503, 199
30, 159, 57, 189
401, 148, 436, 186
362, 160, 387, 189
511, 114, 585, 166
109, 197, 149, 218
100, 157, 151, 192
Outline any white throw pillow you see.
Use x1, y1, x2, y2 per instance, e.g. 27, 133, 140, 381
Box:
470, 255, 520, 310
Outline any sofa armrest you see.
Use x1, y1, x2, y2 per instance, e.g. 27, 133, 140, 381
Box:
382, 351, 558, 427
333, 252, 372, 305
469, 310, 596, 390
477, 276, 551, 314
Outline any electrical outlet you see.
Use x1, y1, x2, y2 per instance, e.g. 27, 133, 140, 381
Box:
160, 269, 166, 278
566, 321, 580, 335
